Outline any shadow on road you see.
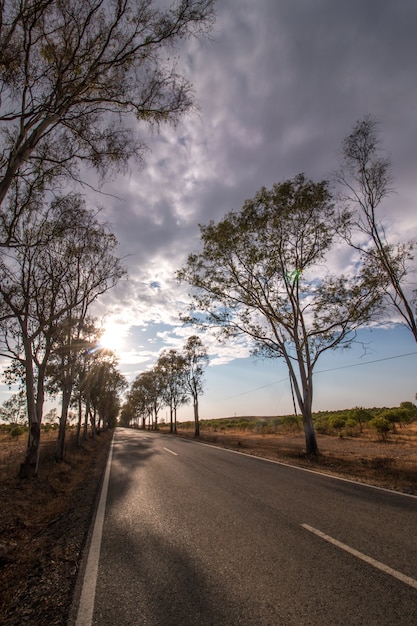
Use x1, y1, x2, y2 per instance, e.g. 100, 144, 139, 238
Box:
95, 522, 235, 625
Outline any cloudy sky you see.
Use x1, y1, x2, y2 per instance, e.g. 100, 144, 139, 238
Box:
96, 0, 417, 421
4, 0, 417, 419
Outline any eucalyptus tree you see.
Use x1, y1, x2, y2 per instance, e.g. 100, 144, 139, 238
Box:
0, 194, 124, 474
156, 348, 188, 433
182, 335, 208, 437
178, 175, 383, 455
0, 390, 27, 425
337, 116, 417, 341
129, 369, 165, 430
119, 400, 136, 428
48, 318, 101, 461
125, 379, 150, 429
89, 355, 127, 431
0, 0, 215, 244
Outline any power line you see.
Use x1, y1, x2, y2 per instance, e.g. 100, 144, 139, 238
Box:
315, 351, 417, 375
221, 351, 417, 401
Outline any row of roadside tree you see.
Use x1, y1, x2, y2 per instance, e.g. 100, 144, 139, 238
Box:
0, 0, 215, 476
120, 336, 209, 437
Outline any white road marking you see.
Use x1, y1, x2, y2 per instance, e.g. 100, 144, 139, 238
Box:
302, 523, 417, 591
76, 433, 115, 625
163, 446, 178, 456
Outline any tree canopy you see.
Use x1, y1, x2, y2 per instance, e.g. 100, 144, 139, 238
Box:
337, 115, 417, 341
0, 0, 215, 244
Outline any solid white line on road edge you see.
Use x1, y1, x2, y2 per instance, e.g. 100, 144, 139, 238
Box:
302, 523, 417, 591
163, 447, 178, 456
76, 433, 115, 626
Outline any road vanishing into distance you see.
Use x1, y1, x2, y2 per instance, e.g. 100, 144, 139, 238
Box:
71, 427, 417, 626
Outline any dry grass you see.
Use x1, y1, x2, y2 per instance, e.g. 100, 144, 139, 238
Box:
0, 428, 112, 626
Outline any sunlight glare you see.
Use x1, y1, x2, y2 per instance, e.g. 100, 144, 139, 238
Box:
99, 322, 126, 354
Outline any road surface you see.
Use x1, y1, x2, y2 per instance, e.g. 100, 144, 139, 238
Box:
72, 427, 417, 625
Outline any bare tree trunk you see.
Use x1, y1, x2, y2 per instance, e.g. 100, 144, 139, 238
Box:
90, 407, 97, 438
287, 358, 319, 456
55, 385, 71, 462
194, 396, 200, 437
75, 396, 82, 445
301, 409, 319, 456
83, 403, 89, 440
20, 341, 40, 478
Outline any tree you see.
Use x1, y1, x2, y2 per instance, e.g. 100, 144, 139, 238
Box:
119, 400, 136, 428
156, 348, 188, 433
47, 318, 102, 461
337, 116, 417, 341
89, 354, 127, 431
182, 335, 208, 437
129, 369, 164, 430
0, 0, 215, 245
0, 195, 124, 474
349, 406, 372, 433
178, 175, 383, 455
0, 390, 27, 424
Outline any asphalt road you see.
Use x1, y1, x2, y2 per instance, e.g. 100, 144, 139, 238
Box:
74, 427, 417, 625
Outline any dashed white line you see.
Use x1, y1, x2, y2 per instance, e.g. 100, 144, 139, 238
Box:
163, 447, 178, 456
302, 523, 417, 591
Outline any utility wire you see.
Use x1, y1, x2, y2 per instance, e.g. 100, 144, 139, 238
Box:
221, 351, 417, 401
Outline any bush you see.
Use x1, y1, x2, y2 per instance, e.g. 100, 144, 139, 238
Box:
349, 407, 372, 432
344, 417, 358, 436
314, 415, 330, 434
10, 425, 25, 438
279, 414, 300, 431
369, 417, 391, 440
328, 414, 346, 436
399, 401, 417, 420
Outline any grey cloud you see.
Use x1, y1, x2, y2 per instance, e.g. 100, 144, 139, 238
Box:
93, 0, 417, 369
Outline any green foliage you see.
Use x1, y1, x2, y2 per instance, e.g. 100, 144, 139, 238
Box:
344, 417, 358, 436
399, 401, 417, 419
328, 414, 346, 435
176, 404, 413, 440
9, 425, 25, 438
339, 116, 417, 342
278, 414, 300, 431
0, 0, 215, 215
314, 416, 330, 435
369, 416, 391, 439
377, 407, 412, 432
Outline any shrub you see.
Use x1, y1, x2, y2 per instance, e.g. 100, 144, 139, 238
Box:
328, 414, 346, 436
279, 414, 300, 431
10, 425, 25, 438
399, 401, 417, 420
349, 407, 372, 432
377, 408, 411, 433
344, 417, 358, 436
314, 415, 330, 434
369, 417, 391, 440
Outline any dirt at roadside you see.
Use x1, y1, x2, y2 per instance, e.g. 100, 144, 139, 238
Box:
0, 430, 112, 626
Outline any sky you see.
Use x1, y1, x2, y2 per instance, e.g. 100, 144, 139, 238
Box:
2, 0, 417, 420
